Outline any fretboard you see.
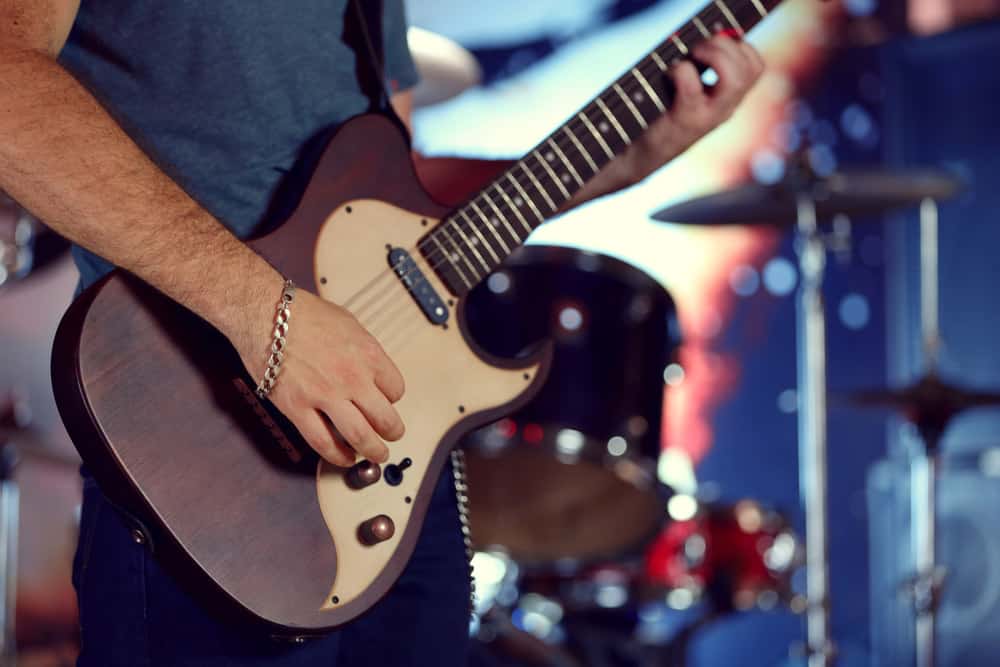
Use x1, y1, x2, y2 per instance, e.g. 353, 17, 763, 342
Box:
420, 0, 783, 296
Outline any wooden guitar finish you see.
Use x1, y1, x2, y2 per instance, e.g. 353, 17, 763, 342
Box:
52, 114, 550, 633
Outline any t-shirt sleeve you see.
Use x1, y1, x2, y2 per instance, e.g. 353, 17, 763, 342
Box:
383, 0, 420, 94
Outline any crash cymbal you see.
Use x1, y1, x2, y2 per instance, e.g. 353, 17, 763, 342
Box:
842, 374, 1000, 441
651, 168, 962, 226
408, 27, 482, 108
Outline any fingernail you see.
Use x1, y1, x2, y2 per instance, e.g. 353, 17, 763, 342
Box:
718, 28, 741, 40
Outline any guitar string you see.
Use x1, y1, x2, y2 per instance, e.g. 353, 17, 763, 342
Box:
400, 4, 738, 282
353, 14, 733, 337
379, 5, 749, 296
342, 6, 741, 335
347, 14, 727, 333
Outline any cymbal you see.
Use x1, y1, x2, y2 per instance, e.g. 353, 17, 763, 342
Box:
842, 374, 1000, 437
408, 27, 482, 108
651, 168, 962, 226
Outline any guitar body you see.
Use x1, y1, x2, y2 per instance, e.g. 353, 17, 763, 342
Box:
52, 114, 551, 633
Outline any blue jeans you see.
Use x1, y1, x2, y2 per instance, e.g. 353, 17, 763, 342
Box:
72, 462, 471, 666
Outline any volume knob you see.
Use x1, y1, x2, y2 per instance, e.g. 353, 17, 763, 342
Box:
359, 515, 395, 545
347, 460, 381, 489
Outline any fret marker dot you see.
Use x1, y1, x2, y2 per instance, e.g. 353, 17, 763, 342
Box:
513, 196, 523, 206
714, 22, 724, 32
633, 92, 645, 103
489, 217, 500, 227
545, 151, 555, 162
599, 121, 610, 133
451, 254, 460, 262
561, 173, 572, 184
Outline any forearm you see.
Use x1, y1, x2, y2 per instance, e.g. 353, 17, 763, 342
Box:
0, 47, 279, 352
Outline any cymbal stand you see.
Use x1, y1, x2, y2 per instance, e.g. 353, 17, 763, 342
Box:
795, 194, 834, 667
909, 197, 945, 667
0, 442, 17, 667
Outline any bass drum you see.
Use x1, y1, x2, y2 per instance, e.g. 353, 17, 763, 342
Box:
461, 245, 677, 567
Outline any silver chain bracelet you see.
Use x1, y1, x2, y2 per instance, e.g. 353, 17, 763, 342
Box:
255, 279, 296, 399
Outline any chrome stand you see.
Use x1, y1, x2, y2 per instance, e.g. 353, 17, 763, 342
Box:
910, 198, 945, 667
0, 444, 17, 667
795, 195, 834, 667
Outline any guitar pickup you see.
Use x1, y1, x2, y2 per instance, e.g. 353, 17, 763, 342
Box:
388, 247, 449, 325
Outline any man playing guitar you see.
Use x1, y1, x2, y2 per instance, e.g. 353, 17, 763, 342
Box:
0, 0, 764, 664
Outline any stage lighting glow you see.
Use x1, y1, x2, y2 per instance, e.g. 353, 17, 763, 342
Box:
607, 436, 628, 457
667, 494, 699, 522
777, 389, 798, 414
667, 587, 696, 610
557, 305, 584, 331
486, 271, 511, 294
751, 148, 786, 185
729, 264, 761, 297
556, 428, 585, 456
663, 363, 685, 386
763, 257, 798, 296
657, 448, 698, 495
595, 584, 629, 609
839, 293, 870, 330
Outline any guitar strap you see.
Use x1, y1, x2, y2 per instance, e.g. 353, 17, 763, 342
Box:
347, 0, 390, 114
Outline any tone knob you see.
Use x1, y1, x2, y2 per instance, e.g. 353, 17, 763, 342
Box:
359, 515, 395, 545
347, 460, 381, 489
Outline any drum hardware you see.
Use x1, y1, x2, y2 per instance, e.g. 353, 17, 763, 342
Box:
652, 164, 963, 667
0, 193, 69, 288
840, 199, 1000, 667
461, 246, 676, 570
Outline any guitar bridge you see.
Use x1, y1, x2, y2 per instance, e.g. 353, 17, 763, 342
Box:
388, 247, 450, 325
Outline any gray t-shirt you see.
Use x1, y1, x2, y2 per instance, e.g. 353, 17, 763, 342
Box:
59, 0, 418, 290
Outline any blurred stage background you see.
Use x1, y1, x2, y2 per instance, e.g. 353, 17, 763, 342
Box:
2, 0, 999, 665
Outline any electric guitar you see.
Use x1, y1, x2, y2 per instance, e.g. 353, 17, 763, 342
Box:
52, 0, 783, 634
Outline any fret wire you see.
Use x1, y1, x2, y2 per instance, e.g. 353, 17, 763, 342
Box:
457, 210, 501, 264
613, 81, 650, 128
424, 5, 737, 276
519, 161, 558, 212
469, 201, 512, 254
691, 16, 711, 38
577, 112, 615, 160
650, 50, 669, 72
670, 34, 689, 55
714, 0, 745, 34
480, 193, 525, 243
421, 1, 774, 293
493, 184, 534, 234
447, 218, 491, 274
562, 127, 599, 174
546, 138, 585, 187
505, 173, 546, 223
438, 224, 481, 281
428, 233, 471, 289
594, 97, 632, 144
533, 149, 571, 199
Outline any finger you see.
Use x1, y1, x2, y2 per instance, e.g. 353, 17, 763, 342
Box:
295, 408, 357, 467
669, 60, 707, 112
324, 398, 390, 463
738, 40, 766, 77
373, 351, 406, 404
353, 385, 406, 442
692, 37, 750, 99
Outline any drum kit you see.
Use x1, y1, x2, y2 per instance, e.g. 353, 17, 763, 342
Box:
457, 157, 992, 667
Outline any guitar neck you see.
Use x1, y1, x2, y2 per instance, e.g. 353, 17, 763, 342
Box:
421, 0, 783, 296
